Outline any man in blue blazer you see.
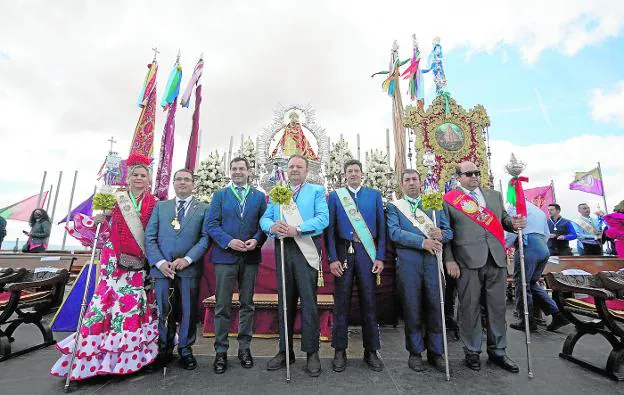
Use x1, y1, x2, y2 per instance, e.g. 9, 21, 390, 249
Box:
387, 169, 452, 373
260, 154, 329, 377
325, 159, 385, 372
145, 169, 210, 371
205, 157, 267, 374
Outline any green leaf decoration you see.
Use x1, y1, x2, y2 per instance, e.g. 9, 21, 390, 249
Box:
93, 193, 116, 210
422, 192, 444, 211
268, 183, 293, 205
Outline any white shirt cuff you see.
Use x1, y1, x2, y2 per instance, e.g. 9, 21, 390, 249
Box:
155, 259, 166, 269
184, 256, 193, 264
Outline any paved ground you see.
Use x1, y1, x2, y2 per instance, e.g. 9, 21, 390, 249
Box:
0, 308, 619, 394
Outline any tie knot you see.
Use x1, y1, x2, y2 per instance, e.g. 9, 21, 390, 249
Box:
237, 186, 244, 193
178, 200, 186, 208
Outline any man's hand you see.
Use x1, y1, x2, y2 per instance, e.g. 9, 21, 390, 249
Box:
557, 235, 565, 240
228, 239, 248, 252
446, 261, 461, 279
428, 227, 443, 241
171, 257, 190, 271
372, 260, 384, 274
549, 234, 557, 239
270, 221, 289, 238
512, 215, 527, 230
244, 239, 258, 250
423, 239, 443, 255
329, 261, 344, 277
159, 261, 176, 279
284, 225, 298, 238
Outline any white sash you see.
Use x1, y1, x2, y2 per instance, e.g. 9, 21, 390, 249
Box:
281, 200, 321, 271
114, 191, 146, 255
577, 216, 597, 236
391, 199, 436, 238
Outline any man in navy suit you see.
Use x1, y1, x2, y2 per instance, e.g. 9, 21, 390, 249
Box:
206, 157, 267, 374
260, 154, 329, 377
325, 159, 385, 372
387, 169, 453, 373
145, 169, 210, 370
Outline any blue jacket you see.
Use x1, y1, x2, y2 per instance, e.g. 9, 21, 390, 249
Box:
325, 187, 386, 263
145, 198, 210, 279
387, 201, 453, 263
205, 186, 268, 264
260, 183, 329, 237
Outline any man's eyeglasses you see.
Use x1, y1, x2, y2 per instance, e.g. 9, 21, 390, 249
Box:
460, 170, 481, 177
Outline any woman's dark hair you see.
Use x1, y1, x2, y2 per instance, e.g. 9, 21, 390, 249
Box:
29, 209, 50, 227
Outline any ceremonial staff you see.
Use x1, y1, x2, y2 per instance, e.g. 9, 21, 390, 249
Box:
269, 183, 293, 383
505, 153, 534, 379
422, 191, 450, 381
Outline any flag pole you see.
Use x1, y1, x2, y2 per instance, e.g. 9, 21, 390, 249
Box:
36, 171, 47, 209
61, 171, 78, 250
50, 171, 64, 223
550, 179, 557, 204
499, 179, 504, 195
597, 162, 609, 214
45, 185, 53, 212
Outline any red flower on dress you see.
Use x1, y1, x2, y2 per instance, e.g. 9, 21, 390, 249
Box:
119, 294, 138, 313
128, 271, 143, 287
123, 314, 140, 331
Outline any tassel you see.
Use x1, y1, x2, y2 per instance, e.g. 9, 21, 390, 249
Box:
317, 269, 325, 287
376, 273, 381, 286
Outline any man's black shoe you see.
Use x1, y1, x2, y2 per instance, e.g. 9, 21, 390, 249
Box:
238, 349, 253, 369
180, 353, 198, 370
364, 349, 383, 372
213, 352, 227, 374
266, 351, 295, 371
487, 354, 519, 373
408, 353, 424, 372
305, 352, 321, 377
332, 349, 347, 372
510, 319, 538, 332
547, 312, 570, 332
465, 354, 481, 371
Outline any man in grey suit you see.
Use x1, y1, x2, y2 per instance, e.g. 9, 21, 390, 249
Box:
443, 161, 526, 373
146, 169, 210, 370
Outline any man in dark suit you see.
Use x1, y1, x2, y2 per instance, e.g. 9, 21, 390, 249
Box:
443, 161, 526, 373
387, 169, 453, 372
145, 169, 210, 370
206, 157, 267, 374
325, 159, 385, 372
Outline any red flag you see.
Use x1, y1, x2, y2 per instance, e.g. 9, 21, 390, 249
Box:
524, 185, 554, 215
0, 192, 49, 222
185, 84, 202, 171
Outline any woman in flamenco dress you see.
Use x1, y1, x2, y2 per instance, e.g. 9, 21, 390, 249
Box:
51, 153, 160, 380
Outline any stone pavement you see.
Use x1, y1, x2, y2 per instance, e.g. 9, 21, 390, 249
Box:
0, 308, 618, 394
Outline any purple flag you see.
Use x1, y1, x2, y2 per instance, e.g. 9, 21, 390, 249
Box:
58, 194, 94, 224
569, 167, 604, 196
154, 98, 178, 200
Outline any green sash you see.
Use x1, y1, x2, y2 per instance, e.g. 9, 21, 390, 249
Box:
335, 188, 377, 263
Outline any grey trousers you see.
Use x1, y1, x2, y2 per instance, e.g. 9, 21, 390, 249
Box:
457, 253, 507, 357
213, 260, 259, 353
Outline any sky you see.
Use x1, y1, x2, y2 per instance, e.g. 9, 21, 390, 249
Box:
0, 0, 623, 248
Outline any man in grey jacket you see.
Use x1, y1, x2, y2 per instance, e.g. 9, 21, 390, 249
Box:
443, 161, 526, 373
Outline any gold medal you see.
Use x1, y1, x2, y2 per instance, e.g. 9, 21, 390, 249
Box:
171, 217, 180, 230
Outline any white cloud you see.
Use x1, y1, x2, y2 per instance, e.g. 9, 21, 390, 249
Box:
589, 80, 624, 126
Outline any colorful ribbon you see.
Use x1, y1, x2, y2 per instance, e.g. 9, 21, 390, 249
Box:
507, 176, 529, 217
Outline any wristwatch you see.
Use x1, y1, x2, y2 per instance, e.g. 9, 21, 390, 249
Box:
296, 226, 302, 236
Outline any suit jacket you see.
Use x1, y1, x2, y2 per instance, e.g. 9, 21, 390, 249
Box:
387, 200, 453, 264
325, 187, 386, 263
260, 183, 329, 237
205, 186, 268, 264
145, 198, 210, 279
443, 187, 514, 269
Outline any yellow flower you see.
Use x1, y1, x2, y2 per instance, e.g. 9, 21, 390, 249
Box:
269, 184, 293, 205
422, 192, 443, 211
93, 193, 116, 210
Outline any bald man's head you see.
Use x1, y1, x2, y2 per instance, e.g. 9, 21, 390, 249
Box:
456, 161, 481, 190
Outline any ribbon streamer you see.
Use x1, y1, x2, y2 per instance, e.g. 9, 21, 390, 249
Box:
508, 176, 529, 217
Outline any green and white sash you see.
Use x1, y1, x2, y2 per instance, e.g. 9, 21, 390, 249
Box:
114, 191, 146, 255
281, 200, 321, 271
391, 199, 435, 238
335, 188, 377, 263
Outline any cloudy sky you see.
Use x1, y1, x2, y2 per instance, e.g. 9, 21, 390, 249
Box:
1, 0, 623, 248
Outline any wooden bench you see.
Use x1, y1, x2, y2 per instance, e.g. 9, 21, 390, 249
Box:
0, 268, 69, 361
203, 293, 334, 341
545, 271, 624, 381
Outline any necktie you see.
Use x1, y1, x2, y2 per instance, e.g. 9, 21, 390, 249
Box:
469, 191, 479, 205
177, 200, 186, 223
236, 187, 245, 213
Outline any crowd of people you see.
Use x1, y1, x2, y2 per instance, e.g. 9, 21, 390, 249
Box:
44, 152, 623, 383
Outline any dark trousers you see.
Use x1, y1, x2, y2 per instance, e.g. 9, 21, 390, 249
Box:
154, 276, 199, 357
275, 238, 320, 353
580, 242, 602, 256
396, 252, 443, 356
457, 254, 507, 357
213, 259, 259, 353
514, 234, 559, 315
331, 242, 380, 351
